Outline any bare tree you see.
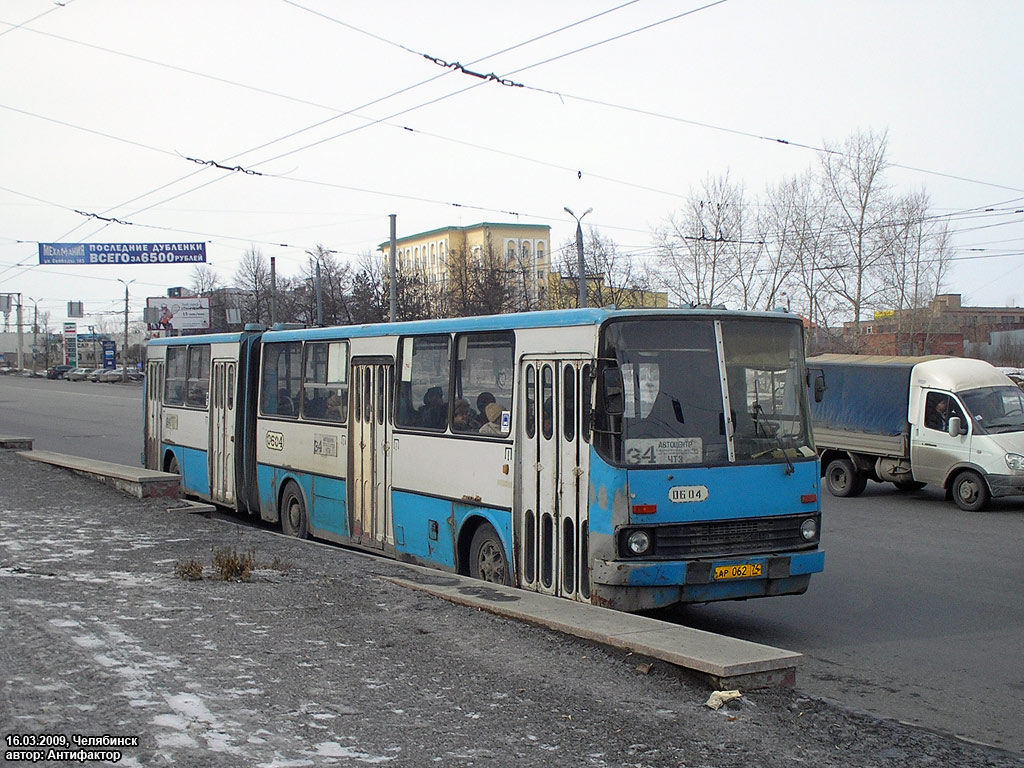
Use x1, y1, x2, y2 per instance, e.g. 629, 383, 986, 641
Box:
875, 191, 954, 353
818, 130, 895, 348
190, 265, 223, 295
553, 228, 655, 308
655, 174, 746, 307
233, 247, 272, 326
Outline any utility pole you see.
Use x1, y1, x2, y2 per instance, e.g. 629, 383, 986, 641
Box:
117, 278, 135, 382
314, 259, 324, 326
389, 214, 397, 323
270, 256, 277, 325
564, 207, 592, 308
29, 298, 38, 374
15, 293, 24, 371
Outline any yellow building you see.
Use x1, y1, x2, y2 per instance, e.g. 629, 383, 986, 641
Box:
546, 273, 669, 309
378, 222, 551, 304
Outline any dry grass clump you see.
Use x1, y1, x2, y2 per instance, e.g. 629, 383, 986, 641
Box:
174, 547, 291, 582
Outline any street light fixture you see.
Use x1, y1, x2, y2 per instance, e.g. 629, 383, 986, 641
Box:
564, 207, 592, 308
116, 278, 136, 383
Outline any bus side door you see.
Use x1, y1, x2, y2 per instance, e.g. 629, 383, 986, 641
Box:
209, 359, 236, 506
349, 361, 393, 549
144, 359, 164, 470
518, 357, 591, 601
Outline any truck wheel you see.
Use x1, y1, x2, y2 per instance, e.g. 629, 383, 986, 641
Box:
894, 480, 926, 491
952, 470, 990, 512
825, 458, 866, 497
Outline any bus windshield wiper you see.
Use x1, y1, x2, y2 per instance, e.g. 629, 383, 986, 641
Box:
754, 400, 794, 475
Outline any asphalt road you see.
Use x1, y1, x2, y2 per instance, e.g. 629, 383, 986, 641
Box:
0, 374, 143, 466
2, 372, 1022, 754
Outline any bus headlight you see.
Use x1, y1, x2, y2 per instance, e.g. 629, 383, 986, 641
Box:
800, 518, 818, 541
626, 530, 652, 556
1005, 453, 1024, 472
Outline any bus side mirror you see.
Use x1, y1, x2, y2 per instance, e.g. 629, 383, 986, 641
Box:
602, 367, 624, 416
948, 416, 965, 436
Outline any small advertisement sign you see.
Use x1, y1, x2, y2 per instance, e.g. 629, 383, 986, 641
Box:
102, 341, 117, 369
38, 242, 206, 265
146, 297, 211, 332
63, 322, 77, 366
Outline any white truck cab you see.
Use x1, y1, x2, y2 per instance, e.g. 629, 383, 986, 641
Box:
811, 354, 1024, 511
907, 358, 1024, 509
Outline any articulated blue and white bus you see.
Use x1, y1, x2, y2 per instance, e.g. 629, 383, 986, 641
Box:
145, 308, 824, 611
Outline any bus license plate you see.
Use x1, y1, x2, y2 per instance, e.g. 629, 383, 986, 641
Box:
713, 563, 763, 580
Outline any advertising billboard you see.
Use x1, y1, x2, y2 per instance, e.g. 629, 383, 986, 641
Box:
38, 242, 206, 265
146, 297, 211, 332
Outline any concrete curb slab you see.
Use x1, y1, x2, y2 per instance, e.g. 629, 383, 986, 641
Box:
385, 566, 801, 689
18, 450, 180, 498
0, 434, 33, 450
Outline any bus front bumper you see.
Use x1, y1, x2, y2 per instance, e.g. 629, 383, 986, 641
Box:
590, 550, 825, 612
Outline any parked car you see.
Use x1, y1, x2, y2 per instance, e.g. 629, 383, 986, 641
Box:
67, 367, 92, 381
99, 367, 142, 383
85, 368, 107, 382
46, 365, 73, 379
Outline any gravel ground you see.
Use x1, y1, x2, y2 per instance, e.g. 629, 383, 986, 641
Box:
1, 450, 1020, 768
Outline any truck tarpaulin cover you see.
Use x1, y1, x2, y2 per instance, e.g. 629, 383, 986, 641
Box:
811, 361, 913, 436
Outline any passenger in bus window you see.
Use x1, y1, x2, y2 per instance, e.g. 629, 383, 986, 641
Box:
453, 399, 473, 431
417, 386, 446, 428
471, 391, 496, 429
326, 390, 346, 422
479, 403, 504, 435
304, 392, 326, 419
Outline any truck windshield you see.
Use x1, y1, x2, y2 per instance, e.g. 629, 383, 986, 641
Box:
595, 318, 814, 466
959, 386, 1024, 434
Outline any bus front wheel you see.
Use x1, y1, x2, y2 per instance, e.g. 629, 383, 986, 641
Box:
469, 523, 510, 586
280, 484, 309, 538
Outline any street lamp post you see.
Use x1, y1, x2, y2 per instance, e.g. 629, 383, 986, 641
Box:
28, 297, 39, 374
563, 207, 592, 308
116, 278, 135, 383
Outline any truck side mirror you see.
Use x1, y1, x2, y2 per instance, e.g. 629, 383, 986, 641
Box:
812, 371, 826, 403
947, 416, 965, 437
601, 367, 625, 416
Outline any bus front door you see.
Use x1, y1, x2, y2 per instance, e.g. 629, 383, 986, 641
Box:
349, 362, 393, 550
518, 358, 591, 602
144, 360, 164, 470
209, 359, 236, 506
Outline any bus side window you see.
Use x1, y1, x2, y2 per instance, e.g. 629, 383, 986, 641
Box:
186, 345, 210, 408
164, 346, 187, 405
396, 335, 451, 431
261, 342, 302, 418
303, 341, 348, 423
453, 331, 514, 436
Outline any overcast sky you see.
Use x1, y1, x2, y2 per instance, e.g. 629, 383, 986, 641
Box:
2, 0, 1022, 331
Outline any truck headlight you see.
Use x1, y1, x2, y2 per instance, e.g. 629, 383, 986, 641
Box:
1005, 453, 1024, 472
800, 518, 818, 541
626, 530, 652, 556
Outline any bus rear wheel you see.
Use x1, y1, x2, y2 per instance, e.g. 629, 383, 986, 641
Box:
280, 484, 309, 538
165, 454, 179, 475
469, 523, 510, 586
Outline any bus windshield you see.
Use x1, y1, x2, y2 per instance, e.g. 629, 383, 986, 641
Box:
596, 318, 814, 467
